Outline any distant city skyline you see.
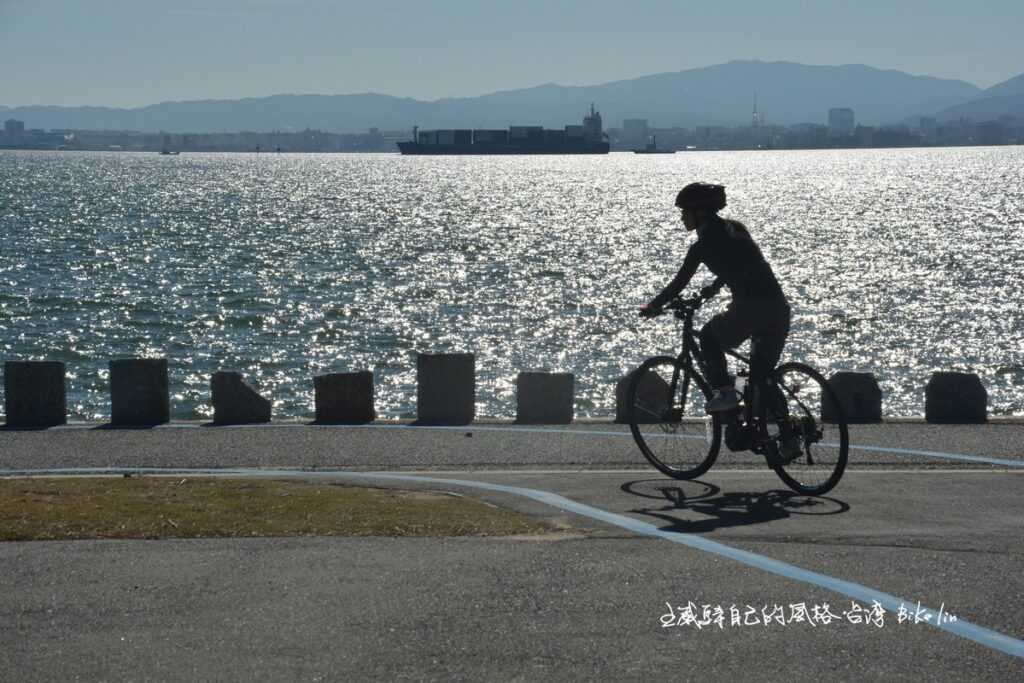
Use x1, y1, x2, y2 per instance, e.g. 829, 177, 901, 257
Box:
1, 0, 1023, 108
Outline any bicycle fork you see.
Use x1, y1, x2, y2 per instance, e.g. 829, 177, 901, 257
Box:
665, 370, 688, 423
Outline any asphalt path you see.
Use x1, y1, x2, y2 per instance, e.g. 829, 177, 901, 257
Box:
1, 420, 1022, 471
1, 422, 1022, 680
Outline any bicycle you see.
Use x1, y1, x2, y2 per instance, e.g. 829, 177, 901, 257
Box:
627, 293, 849, 495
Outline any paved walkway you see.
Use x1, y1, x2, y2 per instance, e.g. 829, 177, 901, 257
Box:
1, 423, 1021, 680
2, 420, 1022, 471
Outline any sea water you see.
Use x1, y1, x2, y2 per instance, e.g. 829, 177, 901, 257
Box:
1, 147, 1022, 419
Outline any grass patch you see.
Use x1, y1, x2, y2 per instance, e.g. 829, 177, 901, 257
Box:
0, 476, 557, 541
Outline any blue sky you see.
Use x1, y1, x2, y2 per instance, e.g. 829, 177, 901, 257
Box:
2, 0, 1022, 107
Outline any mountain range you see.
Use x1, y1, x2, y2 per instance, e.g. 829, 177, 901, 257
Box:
932, 72, 1024, 122
2, 61, 1022, 134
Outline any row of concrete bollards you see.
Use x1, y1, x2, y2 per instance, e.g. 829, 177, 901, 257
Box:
820, 370, 989, 424
2, 357, 992, 428
612, 368, 990, 425
2, 355, 573, 428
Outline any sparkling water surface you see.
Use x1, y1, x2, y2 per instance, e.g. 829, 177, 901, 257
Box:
1, 148, 1022, 420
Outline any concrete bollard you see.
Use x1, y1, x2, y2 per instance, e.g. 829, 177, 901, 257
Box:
314, 371, 375, 423
212, 371, 271, 425
110, 358, 169, 426
3, 361, 67, 428
417, 353, 474, 424
516, 372, 574, 424
615, 367, 670, 423
925, 371, 987, 424
823, 372, 882, 423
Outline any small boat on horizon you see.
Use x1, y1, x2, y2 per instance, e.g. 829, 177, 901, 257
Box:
633, 135, 675, 154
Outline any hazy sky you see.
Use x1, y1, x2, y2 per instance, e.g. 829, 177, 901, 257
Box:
2, 0, 1022, 107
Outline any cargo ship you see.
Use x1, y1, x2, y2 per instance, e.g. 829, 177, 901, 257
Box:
397, 104, 610, 155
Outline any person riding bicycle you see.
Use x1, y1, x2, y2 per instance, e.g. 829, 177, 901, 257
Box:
639, 182, 791, 414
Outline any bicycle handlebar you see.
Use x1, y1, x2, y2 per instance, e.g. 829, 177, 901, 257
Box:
664, 294, 706, 311
649, 292, 710, 318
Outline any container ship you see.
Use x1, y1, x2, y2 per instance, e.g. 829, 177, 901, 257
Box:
397, 105, 610, 155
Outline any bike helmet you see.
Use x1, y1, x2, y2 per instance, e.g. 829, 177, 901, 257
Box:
675, 182, 726, 212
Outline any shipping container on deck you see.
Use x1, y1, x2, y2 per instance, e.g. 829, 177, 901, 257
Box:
565, 125, 585, 138
509, 126, 544, 140
473, 130, 509, 144
418, 130, 438, 145
545, 129, 566, 144
436, 130, 457, 145
454, 130, 472, 145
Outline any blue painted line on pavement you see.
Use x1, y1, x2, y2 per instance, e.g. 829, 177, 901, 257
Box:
846, 443, 1023, 468
1, 466, 1021, 659
38, 422, 1023, 468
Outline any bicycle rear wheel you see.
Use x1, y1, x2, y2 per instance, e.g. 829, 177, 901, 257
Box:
764, 362, 848, 495
627, 356, 721, 479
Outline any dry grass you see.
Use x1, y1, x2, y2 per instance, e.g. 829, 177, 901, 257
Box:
0, 476, 556, 541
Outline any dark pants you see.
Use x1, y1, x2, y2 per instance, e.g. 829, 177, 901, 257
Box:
698, 297, 791, 388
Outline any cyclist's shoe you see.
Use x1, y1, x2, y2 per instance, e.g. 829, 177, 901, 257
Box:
705, 388, 740, 413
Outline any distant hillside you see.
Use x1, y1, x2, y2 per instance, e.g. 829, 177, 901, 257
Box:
927, 71, 1024, 121
0, 60, 985, 133
0, 95, 433, 135
934, 94, 1024, 122
984, 72, 1024, 97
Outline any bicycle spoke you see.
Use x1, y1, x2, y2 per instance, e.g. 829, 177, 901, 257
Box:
633, 403, 665, 420
628, 357, 720, 479
767, 363, 848, 495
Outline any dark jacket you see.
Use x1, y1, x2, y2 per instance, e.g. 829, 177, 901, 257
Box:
651, 215, 787, 307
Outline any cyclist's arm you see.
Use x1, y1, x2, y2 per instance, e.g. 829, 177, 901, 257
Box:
648, 245, 702, 309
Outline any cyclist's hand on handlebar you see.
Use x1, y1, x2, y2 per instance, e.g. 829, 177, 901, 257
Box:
639, 304, 661, 319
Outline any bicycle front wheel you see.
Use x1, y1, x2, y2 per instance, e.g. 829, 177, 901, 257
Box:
627, 356, 721, 479
765, 362, 849, 495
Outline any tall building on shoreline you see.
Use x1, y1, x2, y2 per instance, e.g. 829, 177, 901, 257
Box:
4, 119, 25, 144
828, 108, 855, 136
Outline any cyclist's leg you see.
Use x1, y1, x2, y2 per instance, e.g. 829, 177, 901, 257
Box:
748, 303, 800, 460
749, 301, 791, 413
701, 297, 788, 383
699, 302, 756, 411
753, 337, 788, 423
747, 301, 790, 375
699, 308, 749, 388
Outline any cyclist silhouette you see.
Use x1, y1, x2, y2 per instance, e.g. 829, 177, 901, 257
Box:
640, 182, 791, 413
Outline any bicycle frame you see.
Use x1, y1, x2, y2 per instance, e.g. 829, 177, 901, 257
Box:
668, 298, 768, 452
670, 301, 717, 410
638, 294, 849, 494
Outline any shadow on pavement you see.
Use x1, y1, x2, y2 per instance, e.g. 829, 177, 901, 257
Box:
620, 479, 850, 534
